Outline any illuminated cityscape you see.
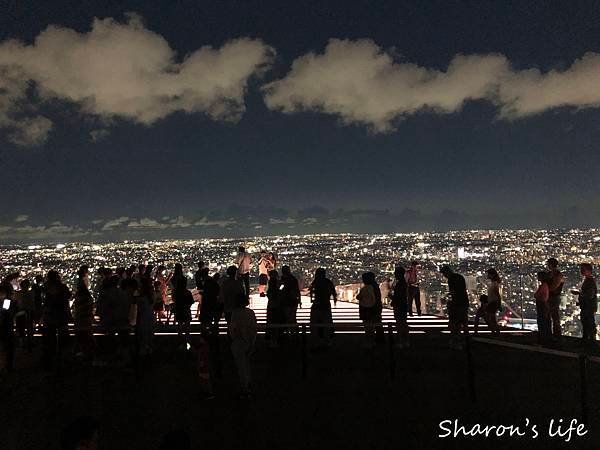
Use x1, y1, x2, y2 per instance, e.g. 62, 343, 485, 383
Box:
1, 228, 598, 337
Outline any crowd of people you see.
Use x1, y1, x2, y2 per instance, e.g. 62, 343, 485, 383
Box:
0, 247, 598, 395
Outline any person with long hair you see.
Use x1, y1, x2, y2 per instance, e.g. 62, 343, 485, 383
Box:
309, 268, 337, 347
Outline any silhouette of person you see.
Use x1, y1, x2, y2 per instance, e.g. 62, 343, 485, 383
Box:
546, 258, 565, 339
534, 271, 551, 343
309, 268, 337, 347
199, 268, 220, 336
357, 272, 376, 347
219, 265, 246, 325
235, 246, 252, 299
405, 261, 421, 316
266, 269, 282, 347
440, 265, 469, 350
574, 263, 598, 342
391, 266, 410, 348
280, 265, 301, 334
42, 270, 72, 370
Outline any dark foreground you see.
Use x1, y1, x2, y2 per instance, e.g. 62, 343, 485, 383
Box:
1, 332, 600, 450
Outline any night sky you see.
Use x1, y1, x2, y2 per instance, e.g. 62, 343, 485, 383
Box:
1, 0, 600, 241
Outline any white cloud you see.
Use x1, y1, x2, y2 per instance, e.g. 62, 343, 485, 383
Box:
14, 214, 28, 222
90, 128, 110, 142
0, 13, 274, 146
102, 216, 130, 230
127, 217, 167, 229
497, 52, 600, 118
194, 217, 237, 227
264, 39, 600, 131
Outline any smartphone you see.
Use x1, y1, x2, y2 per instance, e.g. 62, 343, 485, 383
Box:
2, 299, 11, 310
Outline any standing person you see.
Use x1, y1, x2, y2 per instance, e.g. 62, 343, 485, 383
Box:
280, 265, 301, 334
574, 263, 598, 342
266, 269, 282, 347
136, 277, 155, 355
257, 251, 270, 298
229, 293, 257, 398
547, 258, 565, 339
219, 266, 246, 325
235, 246, 252, 299
194, 261, 206, 319
405, 261, 421, 316
32, 275, 45, 332
356, 273, 377, 348
534, 271, 551, 343
309, 268, 337, 347
42, 270, 72, 370
364, 272, 384, 342
73, 266, 95, 359
173, 278, 193, 350
194, 261, 206, 292
391, 266, 410, 348
15, 279, 35, 351
199, 268, 220, 336
153, 280, 165, 324
0, 284, 16, 371
440, 266, 469, 350
484, 268, 502, 334
98, 275, 131, 363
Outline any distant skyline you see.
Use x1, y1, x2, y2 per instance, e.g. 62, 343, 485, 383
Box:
2, 1, 600, 241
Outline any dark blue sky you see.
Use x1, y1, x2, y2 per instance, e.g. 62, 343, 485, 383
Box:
1, 0, 600, 240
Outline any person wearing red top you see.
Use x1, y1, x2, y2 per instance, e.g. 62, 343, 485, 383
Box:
534, 271, 551, 343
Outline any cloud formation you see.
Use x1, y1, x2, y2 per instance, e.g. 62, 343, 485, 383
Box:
264, 39, 600, 131
0, 13, 274, 145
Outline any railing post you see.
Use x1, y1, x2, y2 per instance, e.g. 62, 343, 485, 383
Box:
579, 354, 588, 425
465, 334, 476, 402
301, 324, 308, 380
387, 323, 396, 380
